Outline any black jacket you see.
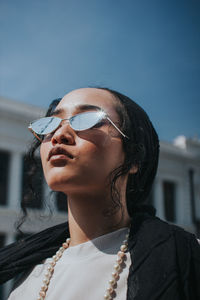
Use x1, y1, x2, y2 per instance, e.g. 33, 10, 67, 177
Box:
127, 212, 200, 299
0, 210, 200, 299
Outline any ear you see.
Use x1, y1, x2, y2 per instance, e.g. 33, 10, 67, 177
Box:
129, 165, 138, 174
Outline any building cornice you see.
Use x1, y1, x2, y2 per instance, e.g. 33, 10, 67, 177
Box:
0, 96, 46, 121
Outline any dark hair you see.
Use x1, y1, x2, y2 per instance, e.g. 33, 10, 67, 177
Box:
99, 88, 159, 217
0, 88, 159, 284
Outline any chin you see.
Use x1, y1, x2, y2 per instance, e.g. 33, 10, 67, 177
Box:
45, 173, 80, 194
47, 179, 69, 192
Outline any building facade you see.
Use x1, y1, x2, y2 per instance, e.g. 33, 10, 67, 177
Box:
0, 97, 200, 299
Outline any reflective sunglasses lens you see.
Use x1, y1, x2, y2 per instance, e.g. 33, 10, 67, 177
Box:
31, 117, 61, 135
70, 111, 105, 131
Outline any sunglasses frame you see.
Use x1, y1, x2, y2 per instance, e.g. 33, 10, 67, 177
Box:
28, 110, 129, 142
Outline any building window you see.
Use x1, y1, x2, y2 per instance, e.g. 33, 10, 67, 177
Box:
0, 150, 10, 206
22, 155, 43, 209
56, 192, 68, 212
163, 181, 176, 222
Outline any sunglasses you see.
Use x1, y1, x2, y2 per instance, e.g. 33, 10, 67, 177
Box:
28, 110, 129, 142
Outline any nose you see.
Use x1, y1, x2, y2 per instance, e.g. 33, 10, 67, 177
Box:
51, 121, 75, 145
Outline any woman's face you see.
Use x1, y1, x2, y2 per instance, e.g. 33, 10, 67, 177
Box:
40, 88, 126, 195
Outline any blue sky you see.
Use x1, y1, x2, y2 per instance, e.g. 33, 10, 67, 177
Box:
0, 0, 199, 141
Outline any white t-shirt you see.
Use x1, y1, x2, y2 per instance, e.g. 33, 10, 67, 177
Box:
8, 227, 131, 300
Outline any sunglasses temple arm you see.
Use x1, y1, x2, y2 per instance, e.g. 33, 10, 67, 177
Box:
28, 127, 42, 142
106, 117, 129, 139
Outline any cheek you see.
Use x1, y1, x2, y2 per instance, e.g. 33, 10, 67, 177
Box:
79, 138, 125, 176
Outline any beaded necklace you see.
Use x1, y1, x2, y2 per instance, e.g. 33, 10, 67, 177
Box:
37, 228, 130, 300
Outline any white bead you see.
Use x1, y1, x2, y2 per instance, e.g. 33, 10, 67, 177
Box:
114, 264, 121, 271
118, 250, 125, 258
104, 293, 111, 299
67, 238, 71, 243
112, 271, 119, 279
106, 286, 114, 294
62, 242, 68, 249
109, 278, 116, 286
39, 290, 46, 297
120, 244, 127, 252
50, 261, 56, 267
43, 278, 49, 285
116, 257, 123, 264
41, 284, 48, 291
56, 251, 62, 258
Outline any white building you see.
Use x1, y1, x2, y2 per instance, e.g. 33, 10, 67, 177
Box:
0, 97, 200, 298
154, 136, 200, 233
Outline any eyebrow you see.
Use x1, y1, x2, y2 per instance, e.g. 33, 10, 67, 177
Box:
49, 104, 102, 117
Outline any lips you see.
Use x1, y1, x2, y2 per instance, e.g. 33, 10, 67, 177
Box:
48, 147, 74, 161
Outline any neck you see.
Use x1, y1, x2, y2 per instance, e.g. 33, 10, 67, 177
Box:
66, 190, 131, 247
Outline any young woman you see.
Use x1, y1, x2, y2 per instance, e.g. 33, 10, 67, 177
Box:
0, 88, 199, 300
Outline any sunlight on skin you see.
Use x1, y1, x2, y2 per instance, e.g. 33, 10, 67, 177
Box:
40, 88, 137, 246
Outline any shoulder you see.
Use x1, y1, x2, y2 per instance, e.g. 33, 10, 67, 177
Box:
157, 218, 200, 250
0, 222, 69, 285
128, 215, 200, 299
129, 215, 200, 281
150, 216, 200, 250
145, 215, 199, 240
144, 216, 200, 272
129, 214, 200, 255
